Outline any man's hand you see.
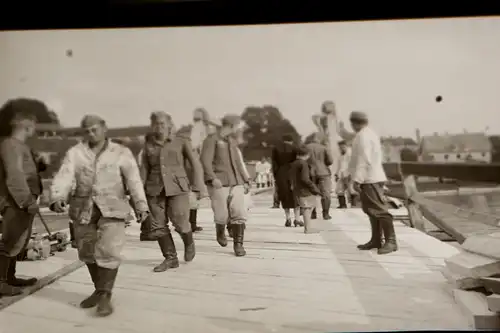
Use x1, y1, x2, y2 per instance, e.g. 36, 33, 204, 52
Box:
136, 210, 149, 223
211, 178, 223, 189
334, 174, 339, 182
243, 182, 250, 194
353, 181, 361, 194
26, 202, 40, 215
50, 201, 67, 213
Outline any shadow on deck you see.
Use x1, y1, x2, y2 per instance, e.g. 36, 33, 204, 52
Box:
1, 196, 468, 333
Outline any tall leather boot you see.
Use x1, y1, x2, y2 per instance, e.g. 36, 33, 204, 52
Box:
69, 221, 77, 248
350, 194, 360, 208
190, 209, 203, 232
227, 221, 234, 238
337, 195, 347, 209
96, 266, 118, 317
378, 219, 398, 255
357, 217, 382, 250
232, 224, 246, 257
180, 231, 196, 262
0, 256, 23, 296
80, 263, 101, 308
216, 224, 228, 247
153, 233, 180, 272
8, 259, 37, 287
322, 197, 332, 220
311, 209, 317, 219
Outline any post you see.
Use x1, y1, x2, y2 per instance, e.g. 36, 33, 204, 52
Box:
402, 174, 426, 232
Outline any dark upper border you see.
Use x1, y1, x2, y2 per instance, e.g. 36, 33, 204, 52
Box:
1, 1, 499, 31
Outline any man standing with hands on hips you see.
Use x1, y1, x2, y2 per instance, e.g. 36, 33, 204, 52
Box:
50, 114, 149, 317
348, 111, 397, 255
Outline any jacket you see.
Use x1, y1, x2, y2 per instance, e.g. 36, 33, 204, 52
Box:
50, 140, 148, 224
348, 126, 387, 184
306, 142, 333, 177
290, 159, 321, 197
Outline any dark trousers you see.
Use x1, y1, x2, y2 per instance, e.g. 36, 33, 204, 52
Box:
0, 206, 35, 257
360, 183, 393, 226
316, 176, 332, 213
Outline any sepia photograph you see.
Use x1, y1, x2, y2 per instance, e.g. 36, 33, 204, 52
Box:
1, 11, 500, 332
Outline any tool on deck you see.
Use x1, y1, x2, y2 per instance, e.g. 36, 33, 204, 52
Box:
36, 210, 71, 253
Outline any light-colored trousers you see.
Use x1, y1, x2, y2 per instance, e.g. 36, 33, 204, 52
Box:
74, 204, 126, 269
208, 185, 248, 225
336, 177, 355, 196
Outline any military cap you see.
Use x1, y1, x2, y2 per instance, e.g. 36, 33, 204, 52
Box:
349, 111, 368, 123
221, 114, 241, 127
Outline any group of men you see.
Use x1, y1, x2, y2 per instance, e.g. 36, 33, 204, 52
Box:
0, 99, 251, 318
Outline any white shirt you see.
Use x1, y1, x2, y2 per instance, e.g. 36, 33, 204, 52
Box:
348, 126, 387, 184
337, 147, 352, 178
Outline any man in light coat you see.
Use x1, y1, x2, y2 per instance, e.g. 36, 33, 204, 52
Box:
348, 111, 396, 255
334, 140, 358, 208
50, 115, 149, 317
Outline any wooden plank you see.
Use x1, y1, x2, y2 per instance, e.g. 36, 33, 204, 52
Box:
462, 233, 500, 260
402, 175, 426, 232
481, 277, 500, 295
441, 267, 483, 290
453, 289, 500, 329
487, 294, 500, 313
445, 252, 500, 278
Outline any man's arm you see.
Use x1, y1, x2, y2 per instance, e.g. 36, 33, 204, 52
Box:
137, 147, 148, 184
0, 139, 36, 209
324, 145, 334, 167
182, 139, 206, 193
120, 148, 149, 213
300, 161, 320, 195
352, 133, 372, 184
200, 135, 217, 183
271, 147, 279, 178
50, 148, 77, 205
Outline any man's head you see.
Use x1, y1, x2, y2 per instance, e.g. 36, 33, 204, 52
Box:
193, 108, 208, 123
220, 114, 243, 138
296, 145, 310, 160
150, 111, 174, 138
80, 115, 107, 145
349, 111, 368, 133
338, 140, 348, 154
10, 109, 37, 140
321, 101, 336, 115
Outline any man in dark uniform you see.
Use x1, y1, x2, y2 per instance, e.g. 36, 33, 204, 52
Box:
139, 111, 205, 272
306, 132, 333, 220
0, 103, 42, 296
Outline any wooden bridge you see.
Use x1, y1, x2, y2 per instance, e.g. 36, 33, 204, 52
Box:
2, 162, 500, 331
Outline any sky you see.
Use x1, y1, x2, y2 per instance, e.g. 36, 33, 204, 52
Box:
0, 17, 499, 139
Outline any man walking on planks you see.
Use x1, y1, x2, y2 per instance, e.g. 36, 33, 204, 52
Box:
201, 114, 251, 257
49, 115, 149, 316
0, 103, 45, 297
306, 132, 333, 220
348, 111, 396, 255
139, 111, 205, 272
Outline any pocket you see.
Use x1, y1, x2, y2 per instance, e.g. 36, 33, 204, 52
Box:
175, 176, 190, 192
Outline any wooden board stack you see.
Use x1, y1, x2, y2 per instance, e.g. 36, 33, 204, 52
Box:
442, 232, 500, 329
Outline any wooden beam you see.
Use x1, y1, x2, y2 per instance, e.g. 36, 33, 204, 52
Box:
401, 174, 426, 232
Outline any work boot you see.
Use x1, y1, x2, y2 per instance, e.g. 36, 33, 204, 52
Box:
153, 234, 180, 272
190, 209, 203, 232
227, 222, 234, 238
322, 197, 332, 219
80, 263, 101, 308
285, 219, 292, 227
216, 224, 228, 247
337, 195, 347, 209
8, 259, 37, 287
0, 256, 23, 296
69, 222, 77, 248
378, 219, 398, 255
232, 224, 246, 257
293, 219, 304, 227
95, 267, 118, 317
311, 209, 317, 219
180, 231, 196, 262
357, 218, 382, 250
322, 210, 332, 220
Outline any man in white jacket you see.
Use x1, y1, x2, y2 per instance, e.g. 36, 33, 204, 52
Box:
348, 111, 397, 255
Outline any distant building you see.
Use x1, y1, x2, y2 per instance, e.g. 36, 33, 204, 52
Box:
381, 137, 419, 163
419, 132, 492, 163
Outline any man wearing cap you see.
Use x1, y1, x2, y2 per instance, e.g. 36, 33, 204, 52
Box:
50, 114, 149, 317
201, 114, 251, 257
306, 132, 333, 220
139, 111, 205, 272
176, 108, 214, 233
0, 102, 44, 297
348, 111, 396, 255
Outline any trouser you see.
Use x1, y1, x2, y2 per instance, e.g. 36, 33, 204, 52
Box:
0, 206, 35, 258
141, 193, 191, 240
316, 176, 332, 214
336, 177, 359, 207
208, 185, 247, 225
74, 205, 126, 270
273, 187, 280, 207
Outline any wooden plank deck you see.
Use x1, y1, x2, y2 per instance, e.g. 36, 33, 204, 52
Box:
1, 193, 469, 332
